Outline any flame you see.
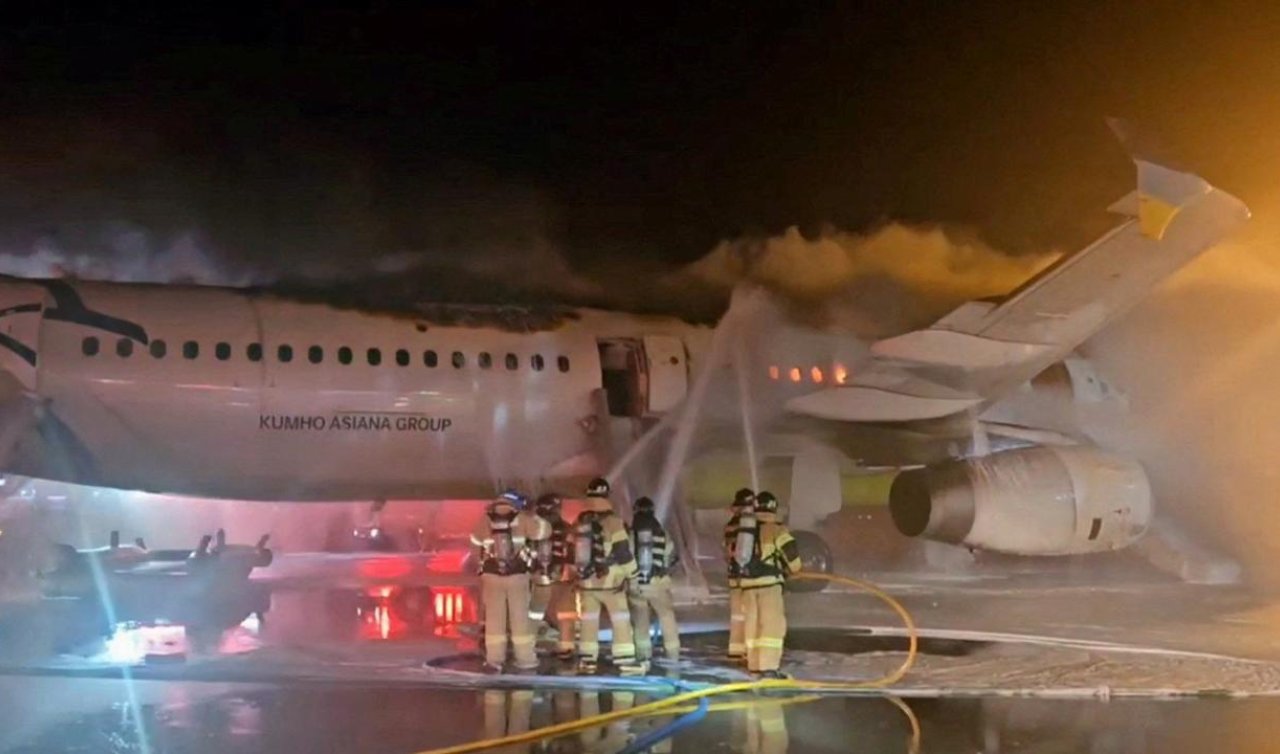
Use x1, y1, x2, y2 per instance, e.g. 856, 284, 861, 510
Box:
810, 366, 824, 383
834, 363, 848, 384
789, 367, 802, 383
768, 365, 780, 380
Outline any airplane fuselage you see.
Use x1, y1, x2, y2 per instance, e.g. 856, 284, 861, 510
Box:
0, 279, 711, 500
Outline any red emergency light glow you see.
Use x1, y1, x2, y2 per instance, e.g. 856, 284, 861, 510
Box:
432, 586, 474, 626
358, 557, 414, 581
428, 548, 469, 574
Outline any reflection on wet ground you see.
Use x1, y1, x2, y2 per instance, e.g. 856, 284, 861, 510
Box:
3, 676, 1280, 753
0, 582, 480, 667
7, 552, 1280, 751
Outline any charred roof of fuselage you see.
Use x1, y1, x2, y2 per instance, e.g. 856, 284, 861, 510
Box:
256, 267, 724, 332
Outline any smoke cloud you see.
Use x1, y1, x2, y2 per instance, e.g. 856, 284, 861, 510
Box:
1086, 196, 1280, 590
681, 224, 1055, 337
0, 226, 271, 287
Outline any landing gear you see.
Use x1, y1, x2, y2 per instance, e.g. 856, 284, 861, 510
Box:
351, 499, 398, 551
785, 530, 833, 593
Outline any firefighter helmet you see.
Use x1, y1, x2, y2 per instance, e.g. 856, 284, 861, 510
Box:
733, 488, 756, 507
534, 493, 562, 516
755, 491, 780, 513
496, 489, 527, 510
634, 496, 655, 514
586, 477, 611, 498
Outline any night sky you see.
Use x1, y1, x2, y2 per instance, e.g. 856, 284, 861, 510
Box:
2, 2, 1280, 294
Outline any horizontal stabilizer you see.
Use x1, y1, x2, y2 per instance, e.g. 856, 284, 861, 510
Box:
787, 123, 1250, 424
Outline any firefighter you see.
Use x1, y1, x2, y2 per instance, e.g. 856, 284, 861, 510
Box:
571, 477, 645, 675
724, 487, 755, 662
737, 490, 802, 678
533, 493, 579, 660
522, 493, 555, 627
470, 489, 545, 672
627, 496, 681, 661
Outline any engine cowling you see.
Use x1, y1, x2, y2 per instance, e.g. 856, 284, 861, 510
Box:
888, 446, 1152, 555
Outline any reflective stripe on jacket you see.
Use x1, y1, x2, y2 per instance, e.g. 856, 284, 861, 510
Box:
737, 513, 802, 589
470, 504, 548, 575
576, 497, 635, 590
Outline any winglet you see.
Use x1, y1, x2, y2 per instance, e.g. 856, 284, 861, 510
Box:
1107, 117, 1214, 240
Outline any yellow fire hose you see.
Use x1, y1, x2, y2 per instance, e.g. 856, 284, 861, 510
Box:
414, 571, 920, 754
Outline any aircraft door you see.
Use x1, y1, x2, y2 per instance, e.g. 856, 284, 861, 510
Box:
598, 339, 645, 418
642, 335, 687, 414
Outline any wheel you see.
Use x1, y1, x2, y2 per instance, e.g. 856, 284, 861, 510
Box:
785, 530, 833, 593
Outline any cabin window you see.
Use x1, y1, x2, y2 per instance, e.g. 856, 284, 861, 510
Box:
183, 341, 199, 360
215, 342, 231, 361
505, 353, 518, 371
452, 351, 465, 369
82, 337, 99, 356
278, 344, 293, 363
531, 354, 544, 371
478, 352, 492, 369
149, 340, 166, 359
425, 350, 438, 368
557, 355, 571, 373
367, 348, 382, 366
246, 343, 262, 362
308, 346, 324, 364
116, 338, 133, 358
395, 349, 410, 367
338, 346, 353, 365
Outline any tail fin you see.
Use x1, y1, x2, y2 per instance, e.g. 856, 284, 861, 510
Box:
872, 124, 1249, 372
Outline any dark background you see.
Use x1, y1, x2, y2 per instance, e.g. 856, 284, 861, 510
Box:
2, 1, 1278, 291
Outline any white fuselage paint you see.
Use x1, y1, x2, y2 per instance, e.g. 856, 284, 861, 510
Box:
0, 280, 711, 501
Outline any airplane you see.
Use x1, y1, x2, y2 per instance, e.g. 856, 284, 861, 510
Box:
0, 129, 1250, 587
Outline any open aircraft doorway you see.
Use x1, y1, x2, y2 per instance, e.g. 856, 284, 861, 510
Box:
597, 336, 689, 419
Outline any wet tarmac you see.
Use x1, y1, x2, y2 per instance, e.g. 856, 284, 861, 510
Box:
5, 552, 1280, 751
3, 675, 1280, 753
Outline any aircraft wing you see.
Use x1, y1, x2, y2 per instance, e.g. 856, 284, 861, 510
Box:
787, 139, 1250, 423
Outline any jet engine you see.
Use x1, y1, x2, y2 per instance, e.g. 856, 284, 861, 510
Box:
888, 446, 1152, 555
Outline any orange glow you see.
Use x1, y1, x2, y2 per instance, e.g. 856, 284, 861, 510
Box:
810, 367, 824, 383
768, 365, 780, 381
834, 363, 849, 384
789, 367, 802, 383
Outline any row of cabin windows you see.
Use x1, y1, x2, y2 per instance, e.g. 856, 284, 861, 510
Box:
80, 337, 571, 373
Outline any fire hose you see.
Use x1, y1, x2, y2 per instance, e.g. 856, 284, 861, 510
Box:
412, 571, 921, 754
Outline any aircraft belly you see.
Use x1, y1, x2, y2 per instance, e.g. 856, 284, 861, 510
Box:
28, 378, 596, 500
30, 375, 265, 494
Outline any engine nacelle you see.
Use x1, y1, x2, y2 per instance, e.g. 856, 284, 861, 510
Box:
888, 446, 1152, 555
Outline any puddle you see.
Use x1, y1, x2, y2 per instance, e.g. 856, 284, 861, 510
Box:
682, 628, 988, 657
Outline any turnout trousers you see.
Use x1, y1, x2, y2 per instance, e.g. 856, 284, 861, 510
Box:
538, 581, 578, 654
481, 573, 537, 668
576, 585, 636, 663
743, 584, 786, 672
629, 576, 680, 660
728, 586, 746, 659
